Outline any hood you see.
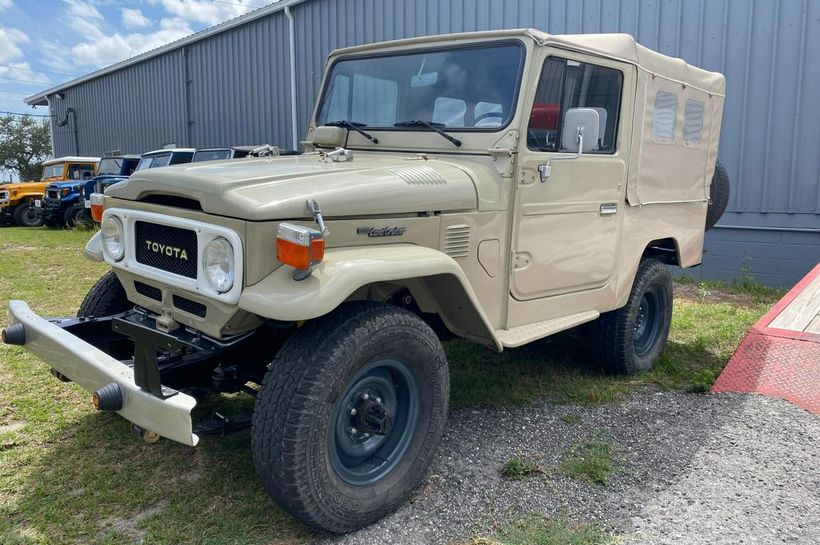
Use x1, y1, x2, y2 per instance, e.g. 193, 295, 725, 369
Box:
105, 154, 478, 220
48, 181, 85, 189
0, 181, 48, 192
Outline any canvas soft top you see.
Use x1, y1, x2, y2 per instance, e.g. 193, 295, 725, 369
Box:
535, 32, 725, 96
330, 29, 725, 97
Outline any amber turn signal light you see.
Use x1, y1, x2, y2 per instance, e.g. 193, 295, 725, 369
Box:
90, 193, 105, 223
276, 222, 324, 271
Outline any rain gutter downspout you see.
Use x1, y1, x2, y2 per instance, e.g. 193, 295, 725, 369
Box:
285, 5, 299, 150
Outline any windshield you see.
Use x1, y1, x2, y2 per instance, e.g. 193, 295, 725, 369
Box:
97, 158, 122, 175
316, 41, 524, 130
192, 150, 231, 162
135, 153, 172, 171
41, 164, 64, 179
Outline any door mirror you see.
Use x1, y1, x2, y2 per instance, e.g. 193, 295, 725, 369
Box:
561, 108, 600, 153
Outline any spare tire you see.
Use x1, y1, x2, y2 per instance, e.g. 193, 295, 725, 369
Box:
706, 159, 730, 231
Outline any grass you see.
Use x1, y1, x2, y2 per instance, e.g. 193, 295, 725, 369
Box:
557, 438, 617, 487
500, 457, 544, 480
675, 274, 786, 304
0, 228, 782, 544
561, 414, 582, 425
460, 515, 612, 545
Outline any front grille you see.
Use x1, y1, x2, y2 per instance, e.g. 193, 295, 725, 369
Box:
47, 190, 60, 200
173, 295, 207, 317
134, 281, 162, 301
134, 221, 197, 278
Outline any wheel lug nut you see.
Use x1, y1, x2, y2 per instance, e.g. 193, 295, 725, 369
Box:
362, 393, 369, 400
363, 432, 370, 438
349, 408, 357, 416
375, 397, 381, 404
350, 427, 357, 434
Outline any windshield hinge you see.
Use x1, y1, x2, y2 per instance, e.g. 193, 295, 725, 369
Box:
487, 129, 519, 178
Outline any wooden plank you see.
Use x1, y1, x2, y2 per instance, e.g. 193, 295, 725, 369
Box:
806, 313, 820, 335
770, 274, 820, 333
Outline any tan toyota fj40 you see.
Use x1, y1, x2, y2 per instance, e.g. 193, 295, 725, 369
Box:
4, 29, 728, 532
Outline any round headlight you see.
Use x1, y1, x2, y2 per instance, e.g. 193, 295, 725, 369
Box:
202, 237, 234, 293
101, 216, 124, 261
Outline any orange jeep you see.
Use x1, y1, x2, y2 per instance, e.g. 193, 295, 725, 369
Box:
0, 156, 99, 227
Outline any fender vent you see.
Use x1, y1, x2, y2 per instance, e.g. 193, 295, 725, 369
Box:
389, 166, 446, 186
444, 224, 471, 258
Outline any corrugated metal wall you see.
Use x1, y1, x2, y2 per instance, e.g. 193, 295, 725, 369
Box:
46, 0, 820, 286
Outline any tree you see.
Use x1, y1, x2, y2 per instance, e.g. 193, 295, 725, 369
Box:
0, 114, 52, 181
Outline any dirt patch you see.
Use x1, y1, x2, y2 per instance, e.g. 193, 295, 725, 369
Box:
0, 421, 25, 434
102, 501, 168, 541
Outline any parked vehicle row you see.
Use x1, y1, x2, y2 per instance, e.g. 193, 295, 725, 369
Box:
0, 145, 294, 229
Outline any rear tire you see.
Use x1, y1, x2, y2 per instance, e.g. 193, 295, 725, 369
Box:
77, 271, 130, 318
251, 302, 449, 533
593, 258, 673, 374
705, 159, 730, 230
13, 201, 43, 227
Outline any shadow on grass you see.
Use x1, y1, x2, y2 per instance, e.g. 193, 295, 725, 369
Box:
5, 397, 310, 545
446, 326, 723, 410
5, 318, 739, 544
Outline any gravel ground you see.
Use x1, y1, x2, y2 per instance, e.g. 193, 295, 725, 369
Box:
315, 390, 819, 545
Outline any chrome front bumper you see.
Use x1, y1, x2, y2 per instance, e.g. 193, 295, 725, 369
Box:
5, 300, 198, 446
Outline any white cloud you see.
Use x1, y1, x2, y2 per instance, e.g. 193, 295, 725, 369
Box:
0, 26, 29, 64
43, 21, 195, 69
122, 8, 151, 29
0, 61, 50, 85
0, 0, 14, 11
149, 0, 253, 26
37, 0, 256, 74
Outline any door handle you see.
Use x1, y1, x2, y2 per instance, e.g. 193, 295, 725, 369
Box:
599, 203, 617, 216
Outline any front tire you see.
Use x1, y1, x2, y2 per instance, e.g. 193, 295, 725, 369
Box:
13, 201, 43, 227
593, 258, 673, 374
251, 302, 449, 533
77, 271, 130, 317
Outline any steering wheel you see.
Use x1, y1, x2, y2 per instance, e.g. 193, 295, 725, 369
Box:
473, 111, 505, 125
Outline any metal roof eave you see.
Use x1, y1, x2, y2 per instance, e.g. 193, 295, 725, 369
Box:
24, 0, 308, 107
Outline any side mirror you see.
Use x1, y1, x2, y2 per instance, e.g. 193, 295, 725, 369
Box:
561, 108, 600, 153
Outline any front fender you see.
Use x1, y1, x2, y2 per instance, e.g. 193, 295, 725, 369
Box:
239, 244, 501, 350
84, 231, 104, 262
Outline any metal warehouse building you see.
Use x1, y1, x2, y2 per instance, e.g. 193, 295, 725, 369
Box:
25, 0, 820, 287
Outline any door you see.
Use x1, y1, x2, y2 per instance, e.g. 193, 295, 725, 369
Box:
511, 55, 631, 301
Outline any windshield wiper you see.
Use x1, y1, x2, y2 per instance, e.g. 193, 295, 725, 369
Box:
394, 120, 462, 147
324, 120, 379, 144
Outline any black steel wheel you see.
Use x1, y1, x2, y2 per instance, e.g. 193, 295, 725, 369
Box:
593, 258, 673, 374
13, 202, 43, 227
65, 206, 92, 229
251, 302, 449, 533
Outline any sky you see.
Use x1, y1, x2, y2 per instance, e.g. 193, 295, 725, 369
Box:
0, 0, 273, 117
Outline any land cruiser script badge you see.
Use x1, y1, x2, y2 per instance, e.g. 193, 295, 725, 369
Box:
145, 240, 189, 260
357, 226, 407, 238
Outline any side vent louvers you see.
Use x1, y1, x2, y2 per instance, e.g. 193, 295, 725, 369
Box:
444, 224, 471, 258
